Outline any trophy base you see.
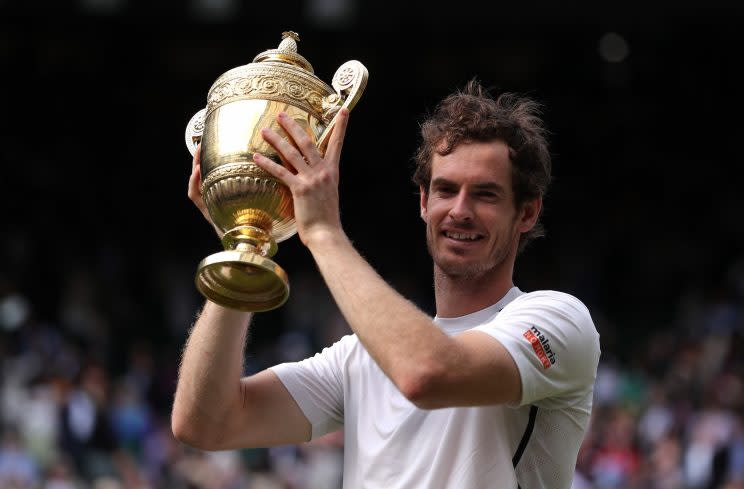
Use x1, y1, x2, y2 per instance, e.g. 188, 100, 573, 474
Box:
195, 250, 289, 312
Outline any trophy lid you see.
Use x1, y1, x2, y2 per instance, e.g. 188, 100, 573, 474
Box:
253, 31, 314, 73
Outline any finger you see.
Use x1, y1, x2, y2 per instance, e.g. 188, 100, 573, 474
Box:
276, 112, 322, 164
193, 143, 201, 170
324, 108, 349, 165
253, 152, 300, 187
188, 167, 208, 215
188, 159, 201, 201
188, 148, 208, 209
188, 144, 201, 192
260, 126, 311, 173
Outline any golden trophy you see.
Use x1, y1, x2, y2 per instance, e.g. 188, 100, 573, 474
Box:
184, 31, 368, 312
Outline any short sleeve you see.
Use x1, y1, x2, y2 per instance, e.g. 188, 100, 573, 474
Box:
473, 291, 600, 408
271, 335, 354, 439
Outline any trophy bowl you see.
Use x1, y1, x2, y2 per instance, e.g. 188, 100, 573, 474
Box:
185, 31, 368, 312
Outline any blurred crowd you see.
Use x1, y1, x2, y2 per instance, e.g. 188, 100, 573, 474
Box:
573, 260, 744, 489
1, 248, 743, 489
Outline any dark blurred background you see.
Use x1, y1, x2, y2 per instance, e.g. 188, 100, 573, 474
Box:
1, 1, 743, 488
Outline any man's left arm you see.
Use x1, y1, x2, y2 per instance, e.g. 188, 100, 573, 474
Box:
254, 111, 521, 409
309, 229, 523, 409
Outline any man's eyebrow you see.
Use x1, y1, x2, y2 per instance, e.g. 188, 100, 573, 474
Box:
431, 177, 457, 187
431, 178, 507, 195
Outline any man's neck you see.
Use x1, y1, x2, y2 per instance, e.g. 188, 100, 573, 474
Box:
433, 265, 515, 318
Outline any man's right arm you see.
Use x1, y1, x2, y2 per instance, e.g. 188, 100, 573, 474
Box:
175, 145, 310, 450
171, 301, 311, 450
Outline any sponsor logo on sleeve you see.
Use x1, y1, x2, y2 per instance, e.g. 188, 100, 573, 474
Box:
522, 325, 556, 369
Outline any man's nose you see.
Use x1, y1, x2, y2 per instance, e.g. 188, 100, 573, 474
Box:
448, 191, 474, 221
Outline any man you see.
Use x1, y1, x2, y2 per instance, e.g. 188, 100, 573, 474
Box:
172, 81, 601, 488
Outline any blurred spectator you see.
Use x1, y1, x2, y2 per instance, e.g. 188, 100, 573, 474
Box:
647, 434, 685, 489
728, 411, 744, 488
0, 427, 40, 488
110, 377, 152, 460
59, 362, 117, 481
590, 407, 641, 488
42, 457, 80, 489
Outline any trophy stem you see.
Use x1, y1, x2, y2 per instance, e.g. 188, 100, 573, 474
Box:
235, 242, 257, 253
222, 225, 278, 257
194, 223, 288, 312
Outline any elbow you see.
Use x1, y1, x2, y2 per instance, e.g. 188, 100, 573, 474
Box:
171, 409, 203, 449
171, 419, 194, 448
396, 363, 447, 410
171, 406, 222, 451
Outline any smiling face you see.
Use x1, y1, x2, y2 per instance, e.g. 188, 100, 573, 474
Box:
420, 140, 540, 280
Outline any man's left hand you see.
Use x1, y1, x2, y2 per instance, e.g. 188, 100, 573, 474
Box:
252, 109, 349, 248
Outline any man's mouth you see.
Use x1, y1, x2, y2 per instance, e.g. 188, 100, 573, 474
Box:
443, 231, 483, 241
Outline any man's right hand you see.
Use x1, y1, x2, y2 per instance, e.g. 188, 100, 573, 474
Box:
187, 144, 222, 238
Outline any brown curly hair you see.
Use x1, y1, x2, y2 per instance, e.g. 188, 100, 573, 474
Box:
413, 79, 552, 253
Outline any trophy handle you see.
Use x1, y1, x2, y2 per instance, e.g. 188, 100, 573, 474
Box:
317, 60, 368, 155
185, 108, 207, 157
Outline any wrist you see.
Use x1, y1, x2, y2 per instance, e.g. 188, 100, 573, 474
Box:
303, 225, 349, 253
202, 300, 253, 324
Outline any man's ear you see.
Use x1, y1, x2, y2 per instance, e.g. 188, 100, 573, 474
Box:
419, 185, 428, 222
518, 197, 542, 233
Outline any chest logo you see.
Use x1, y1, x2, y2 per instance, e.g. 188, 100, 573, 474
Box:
523, 325, 556, 369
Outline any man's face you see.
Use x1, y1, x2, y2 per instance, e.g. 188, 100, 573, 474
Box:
420, 140, 538, 279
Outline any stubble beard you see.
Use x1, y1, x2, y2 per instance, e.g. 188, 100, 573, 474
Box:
426, 226, 516, 282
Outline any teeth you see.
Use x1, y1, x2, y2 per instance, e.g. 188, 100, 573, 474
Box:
446, 232, 479, 241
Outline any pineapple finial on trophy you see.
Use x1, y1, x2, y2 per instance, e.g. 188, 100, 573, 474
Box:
253, 30, 314, 73
278, 31, 300, 52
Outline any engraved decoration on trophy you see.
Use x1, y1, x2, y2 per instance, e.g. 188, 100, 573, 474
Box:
184, 31, 368, 312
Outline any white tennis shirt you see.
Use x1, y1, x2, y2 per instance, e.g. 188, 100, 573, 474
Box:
272, 287, 600, 488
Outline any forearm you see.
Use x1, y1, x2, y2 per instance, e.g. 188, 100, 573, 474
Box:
172, 301, 252, 444
307, 229, 457, 401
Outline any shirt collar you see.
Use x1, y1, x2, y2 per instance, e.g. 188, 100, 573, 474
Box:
433, 286, 524, 335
